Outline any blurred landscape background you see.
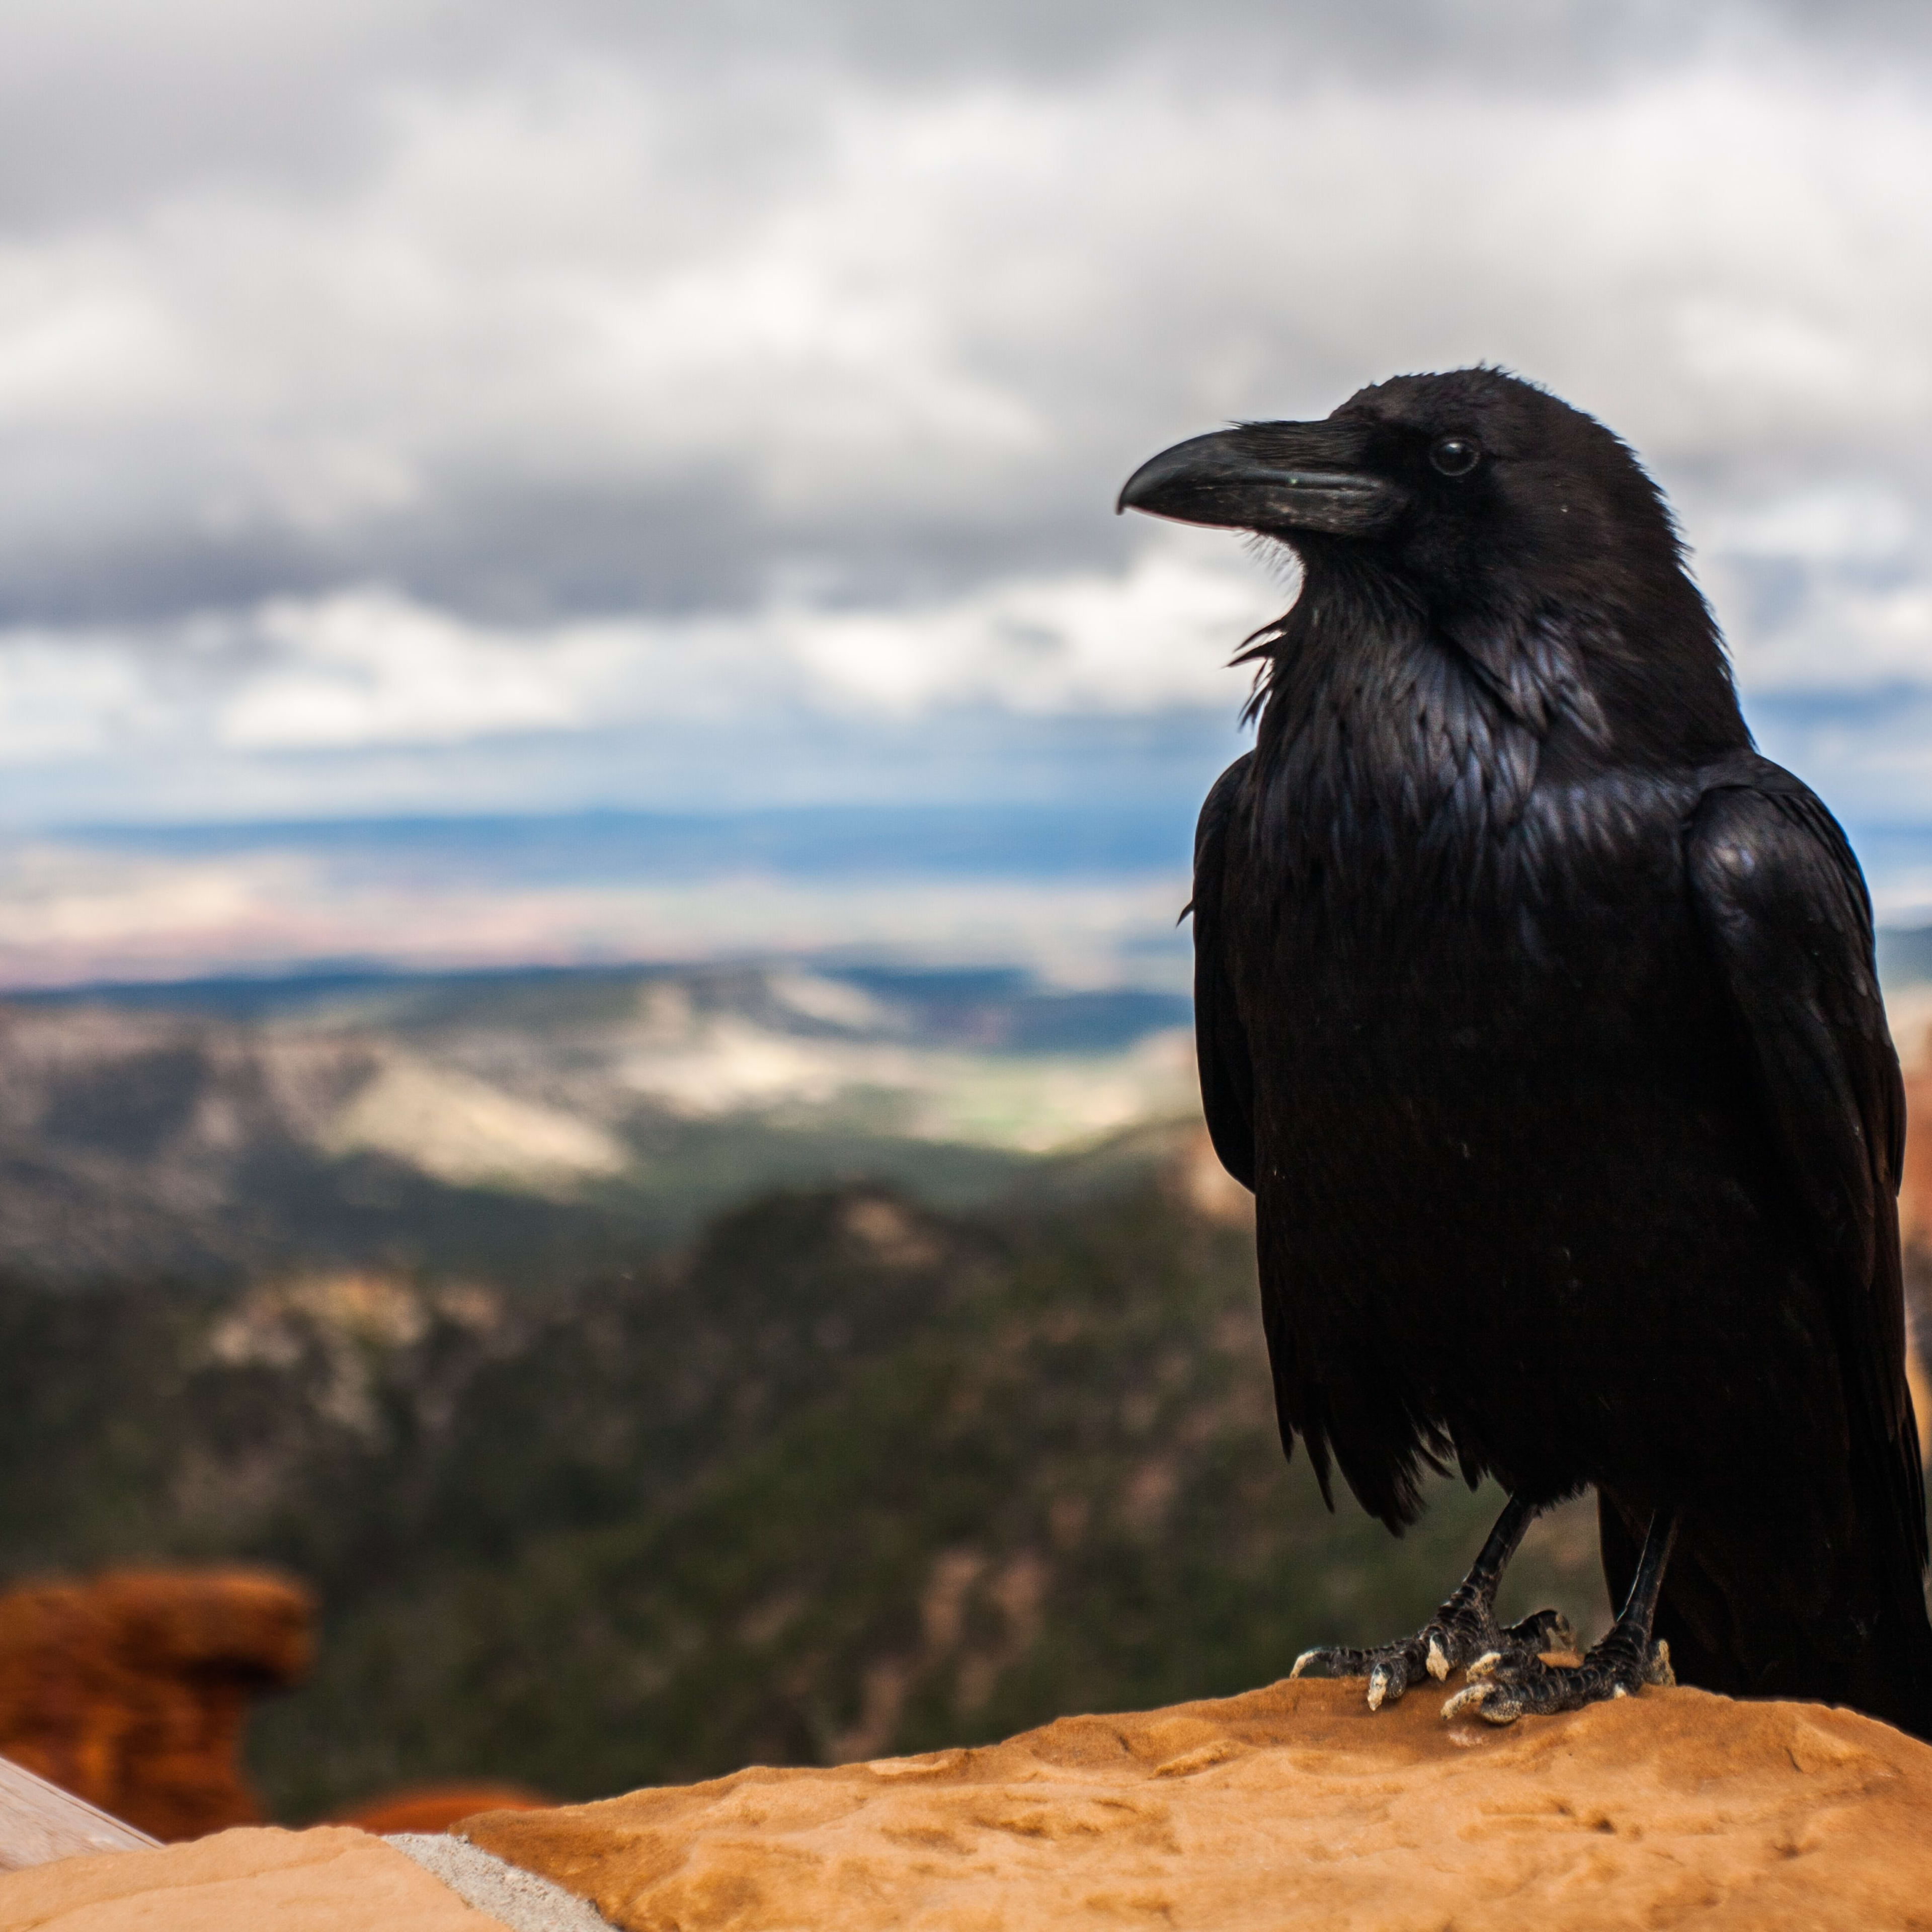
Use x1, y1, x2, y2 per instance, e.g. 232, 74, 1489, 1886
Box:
1, 0, 1932, 1829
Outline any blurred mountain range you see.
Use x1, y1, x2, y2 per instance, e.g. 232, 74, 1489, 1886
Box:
0, 960, 1194, 1285
9, 908, 1932, 1292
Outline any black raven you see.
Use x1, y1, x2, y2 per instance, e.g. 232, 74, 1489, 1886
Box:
1119, 367, 1932, 1732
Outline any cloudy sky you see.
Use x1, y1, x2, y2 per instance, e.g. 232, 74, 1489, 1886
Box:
5, 0, 1932, 976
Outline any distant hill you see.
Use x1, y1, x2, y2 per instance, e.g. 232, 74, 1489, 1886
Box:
0, 961, 1191, 1285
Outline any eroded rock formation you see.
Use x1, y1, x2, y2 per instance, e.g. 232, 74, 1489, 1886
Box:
0, 1568, 310, 1842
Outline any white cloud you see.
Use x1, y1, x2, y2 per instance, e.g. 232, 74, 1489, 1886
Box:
219, 589, 634, 748
768, 535, 1273, 716
1722, 579, 1932, 697
0, 638, 155, 760
0, 531, 1266, 767
1704, 485, 1916, 566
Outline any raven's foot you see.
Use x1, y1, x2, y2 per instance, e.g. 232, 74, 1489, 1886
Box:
1441, 1632, 1674, 1725
1443, 1505, 1681, 1725
1291, 1603, 1576, 1712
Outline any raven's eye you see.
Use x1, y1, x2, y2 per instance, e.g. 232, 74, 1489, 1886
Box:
1429, 436, 1480, 477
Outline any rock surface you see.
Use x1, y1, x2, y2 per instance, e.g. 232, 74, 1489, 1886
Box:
460, 1677, 1932, 1930
5, 1678, 1930, 1928
0, 1825, 498, 1931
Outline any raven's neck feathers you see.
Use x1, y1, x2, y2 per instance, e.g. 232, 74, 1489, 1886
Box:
1244, 553, 1747, 838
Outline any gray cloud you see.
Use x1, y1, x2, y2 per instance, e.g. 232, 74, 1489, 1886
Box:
0, 0, 1928, 841
0, 1, 1919, 229
5, 37, 1926, 624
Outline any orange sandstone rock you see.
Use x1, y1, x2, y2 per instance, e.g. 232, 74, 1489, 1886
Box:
459, 1677, 1932, 1931
337, 1782, 551, 1835
0, 1824, 499, 1931
0, 1567, 311, 1841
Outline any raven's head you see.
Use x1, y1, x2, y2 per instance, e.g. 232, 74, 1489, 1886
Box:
1119, 367, 1685, 608
1118, 367, 1738, 759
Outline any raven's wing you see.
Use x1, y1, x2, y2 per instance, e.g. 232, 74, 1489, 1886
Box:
1194, 755, 1349, 1506
1686, 761, 1927, 1590
1191, 755, 1256, 1191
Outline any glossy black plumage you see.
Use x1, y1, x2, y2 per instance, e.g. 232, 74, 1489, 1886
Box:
1130, 368, 1932, 1734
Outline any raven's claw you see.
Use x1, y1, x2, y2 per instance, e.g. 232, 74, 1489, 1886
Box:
1292, 1605, 1576, 1712
1443, 1636, 1673, 1725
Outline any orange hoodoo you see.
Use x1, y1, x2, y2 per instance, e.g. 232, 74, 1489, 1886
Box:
0, 1568, 311, 1842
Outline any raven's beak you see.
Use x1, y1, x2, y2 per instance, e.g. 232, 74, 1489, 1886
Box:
1116, 425, 1404, 537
